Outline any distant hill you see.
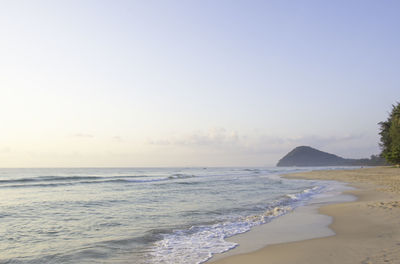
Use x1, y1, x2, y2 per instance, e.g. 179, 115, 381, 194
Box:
276, 146, 386, 167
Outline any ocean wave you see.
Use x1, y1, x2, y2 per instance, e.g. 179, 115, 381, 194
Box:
0, 179, 142, 188
168, 173, 196, 179
0, 175, 149, 184
101, 231, 166, 246
150, 205, 291, 264
0, 173, 199, 189
150, 185, 325, 264
242, 169, 261, 174
124, 178, 166, 183
284, 186, 322, 202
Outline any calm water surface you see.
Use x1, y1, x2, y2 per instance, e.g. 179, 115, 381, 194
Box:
0, 167, 346, 264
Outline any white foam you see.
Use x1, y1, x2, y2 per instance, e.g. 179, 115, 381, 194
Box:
210, 180, 356, 261
149, 186, 324, 264
285, 186, 322, 202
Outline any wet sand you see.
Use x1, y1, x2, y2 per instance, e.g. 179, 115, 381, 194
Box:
209, 167, 400, 264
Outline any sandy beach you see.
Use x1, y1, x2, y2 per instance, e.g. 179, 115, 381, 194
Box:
210, 167, 400, 264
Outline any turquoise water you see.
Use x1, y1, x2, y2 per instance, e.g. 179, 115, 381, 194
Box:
0, 167, 343, 264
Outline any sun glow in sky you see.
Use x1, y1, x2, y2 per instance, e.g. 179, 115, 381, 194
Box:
1, 0, 399, 167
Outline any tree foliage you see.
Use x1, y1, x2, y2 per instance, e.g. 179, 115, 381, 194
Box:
379, 102, 400, 165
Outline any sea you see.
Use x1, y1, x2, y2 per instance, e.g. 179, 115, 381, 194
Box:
0, 167, 351, 264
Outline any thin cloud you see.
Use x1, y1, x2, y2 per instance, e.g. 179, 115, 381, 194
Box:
147, 129, 372, 157
112, 136, 123, 142
148, 128, 239, 147
71, 133, 94, 138
0, 147, 11, 153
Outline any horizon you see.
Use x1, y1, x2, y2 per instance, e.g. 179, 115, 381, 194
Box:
0, 145, 378, 169
1, 1, 399, 167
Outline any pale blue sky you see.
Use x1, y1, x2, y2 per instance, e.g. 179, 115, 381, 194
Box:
0, 0, 399, 167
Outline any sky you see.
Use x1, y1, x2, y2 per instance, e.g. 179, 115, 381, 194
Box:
0, 0, 399, 167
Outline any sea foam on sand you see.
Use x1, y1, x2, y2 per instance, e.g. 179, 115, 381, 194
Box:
209, 180, 355, 262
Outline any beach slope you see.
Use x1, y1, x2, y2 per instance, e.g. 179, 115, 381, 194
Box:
210, 167, 400, 264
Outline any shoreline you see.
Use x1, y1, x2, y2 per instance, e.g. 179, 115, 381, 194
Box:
209, 177, 356, 262
208, 167, 400, 264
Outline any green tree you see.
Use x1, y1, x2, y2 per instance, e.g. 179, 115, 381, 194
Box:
379, 102, 400, 165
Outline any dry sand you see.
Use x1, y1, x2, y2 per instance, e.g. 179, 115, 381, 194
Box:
210, 167, 400, 264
